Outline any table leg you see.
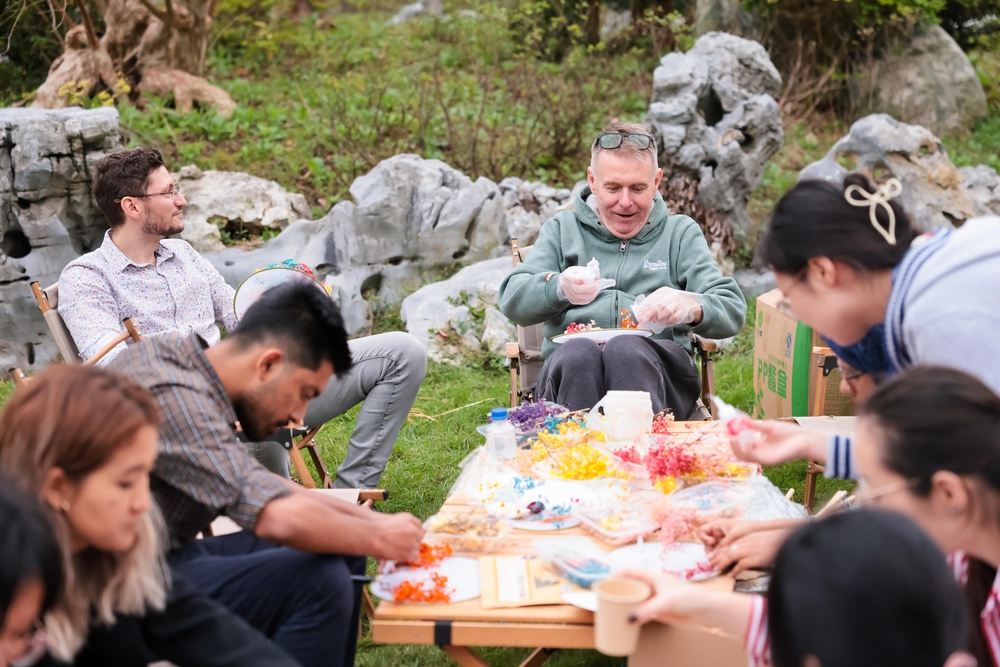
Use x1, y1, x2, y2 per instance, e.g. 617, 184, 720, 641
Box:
519, 647, 555, 667
442, 646, 491, 667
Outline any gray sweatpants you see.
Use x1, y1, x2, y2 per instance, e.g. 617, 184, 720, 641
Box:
534, 335, 701, 419
303, 331, 428, 489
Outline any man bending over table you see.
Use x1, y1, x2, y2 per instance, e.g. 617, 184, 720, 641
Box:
109, 281, 424, 667
58, 147, 426, 489
498, 122, 746, 418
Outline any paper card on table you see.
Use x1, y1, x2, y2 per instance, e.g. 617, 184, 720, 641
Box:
480, 556, 570, 609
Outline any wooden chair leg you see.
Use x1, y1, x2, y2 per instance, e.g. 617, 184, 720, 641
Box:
519, 648, 555, 667
506, 342, 520, 409
804, 461, 824, 513
289, 445, 316, 488
442, 646, 490, 667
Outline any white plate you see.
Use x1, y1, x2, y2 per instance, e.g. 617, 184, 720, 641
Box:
509, 481, 600, 531
551, 328, 653, 344
606, 542, 718, 581
233, 267, 330, 321
562, 589, 598, 612
370, 556, 481, 604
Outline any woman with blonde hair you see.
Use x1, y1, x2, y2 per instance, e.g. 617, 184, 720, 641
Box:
0, 364, 298, 666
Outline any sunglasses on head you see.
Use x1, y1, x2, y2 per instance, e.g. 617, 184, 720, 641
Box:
594, 132, 655, 151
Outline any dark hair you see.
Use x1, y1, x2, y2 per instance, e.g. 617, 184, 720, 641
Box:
0, 481, 64, 623
859, 365, 1000, 665
769, 509, 967, 667
92, 147, 165, 228
230, 282, 353, 375
760, 172, 918, 276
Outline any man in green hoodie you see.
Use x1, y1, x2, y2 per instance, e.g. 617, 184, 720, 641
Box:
498, 122, 746, 418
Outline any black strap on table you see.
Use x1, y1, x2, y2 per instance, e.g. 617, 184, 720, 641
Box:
433, 620, 453, 646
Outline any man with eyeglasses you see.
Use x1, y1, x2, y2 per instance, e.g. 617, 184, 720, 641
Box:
498, 121, 746, 418
58, 147, 427, 491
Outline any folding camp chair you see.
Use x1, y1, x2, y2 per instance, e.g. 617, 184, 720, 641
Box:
505, 239, 721, 419
30, 281, 143, 365
800, 346, 840, 513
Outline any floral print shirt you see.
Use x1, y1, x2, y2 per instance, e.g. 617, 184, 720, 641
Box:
58, 230, 238, 365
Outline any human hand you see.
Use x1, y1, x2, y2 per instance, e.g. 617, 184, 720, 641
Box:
614, 569, 704, 626
372, 512, 424, 562
579, 520, 655, 547
633, 287, 702, 330
729, 420, 827, 466
556, 266, 603, 305
706, 528, 790, 577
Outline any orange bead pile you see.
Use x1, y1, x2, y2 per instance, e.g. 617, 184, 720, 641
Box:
619, 308, 638, 329
392, 572, 452, 603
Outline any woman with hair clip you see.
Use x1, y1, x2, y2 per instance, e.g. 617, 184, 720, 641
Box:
0, 483, 63, 667
627, 367, 1000, 666
729, 171, 1000, 484
0, 364, 299, 667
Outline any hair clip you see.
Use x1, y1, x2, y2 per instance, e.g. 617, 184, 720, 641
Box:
844, 177, 903, 245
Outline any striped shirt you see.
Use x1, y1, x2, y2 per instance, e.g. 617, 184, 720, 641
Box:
949, 551, 1000, 666
744, 595, 770, 666
109, 333, 290, 549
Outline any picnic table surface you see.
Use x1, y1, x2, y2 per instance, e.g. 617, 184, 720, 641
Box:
371, 421, 740, 667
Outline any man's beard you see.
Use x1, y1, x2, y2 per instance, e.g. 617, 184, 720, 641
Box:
232, 388, 284, 442
142, 210, 184, 238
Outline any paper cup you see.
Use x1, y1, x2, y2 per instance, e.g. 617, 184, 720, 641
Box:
594, 578, 651, 656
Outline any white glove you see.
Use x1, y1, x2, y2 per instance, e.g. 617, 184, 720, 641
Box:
633, 287, 702, 333
556, 258, 616, 305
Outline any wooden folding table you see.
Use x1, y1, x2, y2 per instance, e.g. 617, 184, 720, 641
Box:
372, 422, 749, 667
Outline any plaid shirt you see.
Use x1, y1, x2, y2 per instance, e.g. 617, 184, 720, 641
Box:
109, 333, 290, 549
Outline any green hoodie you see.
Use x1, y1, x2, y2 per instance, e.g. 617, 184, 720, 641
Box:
498, 187, 747, 359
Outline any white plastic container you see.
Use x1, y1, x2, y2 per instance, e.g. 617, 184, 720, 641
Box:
486, 408, 517, 460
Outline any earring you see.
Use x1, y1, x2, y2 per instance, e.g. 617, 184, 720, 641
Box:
61, 501, 70, 512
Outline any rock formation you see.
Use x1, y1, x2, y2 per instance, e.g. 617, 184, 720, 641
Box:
646, 32, 784, 240
866, 26, 987, 136
799, 114, 990, 230
1, 107, 122, 375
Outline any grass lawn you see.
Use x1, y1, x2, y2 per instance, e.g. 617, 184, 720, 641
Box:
0, 304, 853, 666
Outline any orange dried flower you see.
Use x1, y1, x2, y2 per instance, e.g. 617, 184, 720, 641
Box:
403, 542, 453, 569
392, 572, 453, 603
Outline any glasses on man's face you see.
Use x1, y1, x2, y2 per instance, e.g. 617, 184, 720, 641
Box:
114, 185, 182, 204
594, 132, 655, 151
0, 619, 47, 667
837, 362, 864, 382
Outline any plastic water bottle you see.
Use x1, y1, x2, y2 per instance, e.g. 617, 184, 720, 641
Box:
487, 408, 518, 461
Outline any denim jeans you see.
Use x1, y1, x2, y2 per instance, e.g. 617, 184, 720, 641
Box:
303, 330, 427, 489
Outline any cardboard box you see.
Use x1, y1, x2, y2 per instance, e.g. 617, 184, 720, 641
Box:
752, 289, 854, 419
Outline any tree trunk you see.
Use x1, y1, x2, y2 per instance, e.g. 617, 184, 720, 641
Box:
30, 0, 235, 117
585, 0, 601, 45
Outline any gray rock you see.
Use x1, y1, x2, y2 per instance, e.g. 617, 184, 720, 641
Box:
694, 0, 739, 36
601, 9, 632, 40
389, 0, 443, 24
349, 154, 505, 265
399, 256, 513, 362
646, 32, 783, 238
172, 166, 311, 253
960, 164, 1000, 215
497, 177, 573, 246
204, 155, 513, 335
734, 268, 775, 299
799, 114, 988, 231
866, 26, 987, 136
1, 107, 123, 377
480, 306, 518, 357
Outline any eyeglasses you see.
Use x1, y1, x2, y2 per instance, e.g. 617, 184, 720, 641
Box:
594, 132, 655, 151
0, 618, 47, 667
114, 186, 182, 204
837, 362, 864, 382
